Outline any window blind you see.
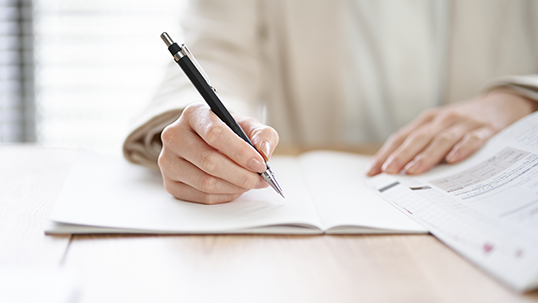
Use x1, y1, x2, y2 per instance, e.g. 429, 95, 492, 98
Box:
33, 0, 184, 154
0, 0, 35, 143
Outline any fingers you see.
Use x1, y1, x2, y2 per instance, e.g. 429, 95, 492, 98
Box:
162, 179, 243, 205
160, 153, 265, 195
380, 125, 441, 174
403, 124, 468, 174
158, 102, 275, 204
170, 127, 264, 190
366, 109, 439, 176
366, 90, 538, 177
186, 104, 268, 173
445, 127, 493, 164
365, 134, 404, 176
366, 108, 490, 176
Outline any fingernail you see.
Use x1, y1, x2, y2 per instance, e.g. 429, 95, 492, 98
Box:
404, 159, 422, 174
446, 150, 459, 163
256, 178, 269, 189
381, 158, 399, 174
365, 160, 379, 176
248, 157, 266, 173
261, 141, 271, 160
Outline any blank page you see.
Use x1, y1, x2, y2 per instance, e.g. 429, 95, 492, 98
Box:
49, 151, 321, 233
298, 151, 427, 233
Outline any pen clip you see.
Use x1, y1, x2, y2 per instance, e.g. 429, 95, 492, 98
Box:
180, 44, 217, 92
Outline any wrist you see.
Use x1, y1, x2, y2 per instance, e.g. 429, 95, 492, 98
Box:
480, 89, 538, 128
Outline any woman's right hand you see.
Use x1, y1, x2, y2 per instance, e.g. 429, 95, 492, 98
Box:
158, 102, 279, 204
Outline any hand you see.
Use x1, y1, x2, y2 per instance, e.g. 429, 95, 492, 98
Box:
366, 90, 538, 176
158, 102, 279, 204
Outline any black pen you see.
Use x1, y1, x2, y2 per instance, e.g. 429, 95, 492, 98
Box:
160, 32, 284, 198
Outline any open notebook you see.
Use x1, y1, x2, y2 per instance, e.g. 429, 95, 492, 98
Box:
46, 151, 426, 234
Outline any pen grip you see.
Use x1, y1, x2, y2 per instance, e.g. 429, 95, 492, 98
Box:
177, 56, 254, 148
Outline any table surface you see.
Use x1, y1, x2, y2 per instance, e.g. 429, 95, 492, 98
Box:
2, 144, 538, 303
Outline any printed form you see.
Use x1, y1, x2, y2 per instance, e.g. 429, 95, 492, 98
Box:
370, 112, 538, 292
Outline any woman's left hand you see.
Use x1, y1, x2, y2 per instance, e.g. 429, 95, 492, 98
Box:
366, 90, 538, 176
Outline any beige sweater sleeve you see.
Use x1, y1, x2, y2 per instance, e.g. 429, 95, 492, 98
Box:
122, 0, 264, 169
483, 75, 538, 102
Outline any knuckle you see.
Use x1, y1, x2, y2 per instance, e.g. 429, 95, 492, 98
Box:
157, 152, 167, 169
435, 132, 455, 144
204, 124, 225, 146
183, 102, 203, 116
160, 125, 175, 146
409, 129, 430, 142
199, 175, 218, 193
181, 106, 196, 121
161, 123, 186, 148
200, 151, 219, 173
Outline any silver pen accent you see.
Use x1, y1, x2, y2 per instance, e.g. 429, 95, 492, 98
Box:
161, 33, 216, 92
261, 165, 284, 198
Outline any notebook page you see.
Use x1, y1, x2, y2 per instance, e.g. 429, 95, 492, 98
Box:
49, 152, 322, 233
297, 151, 426, 233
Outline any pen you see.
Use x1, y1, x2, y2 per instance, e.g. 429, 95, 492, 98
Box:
160, 32, 284, 198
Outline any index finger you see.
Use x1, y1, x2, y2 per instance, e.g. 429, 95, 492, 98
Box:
366, 109, 438, 176
189, 105, 267, 173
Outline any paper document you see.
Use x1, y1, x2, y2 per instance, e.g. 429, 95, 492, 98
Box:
370, 111, 538, 292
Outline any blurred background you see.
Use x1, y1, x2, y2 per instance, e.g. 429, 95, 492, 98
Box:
0, 0, 184, 155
